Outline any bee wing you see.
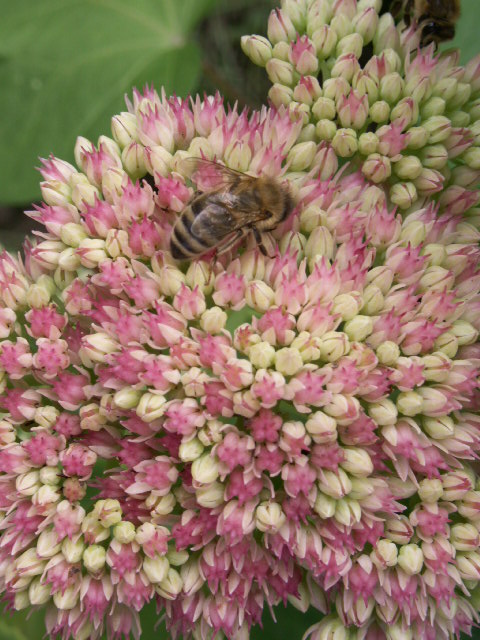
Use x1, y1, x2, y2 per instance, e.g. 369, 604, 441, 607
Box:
190, 197, 238, 240
179, 157, 251, 192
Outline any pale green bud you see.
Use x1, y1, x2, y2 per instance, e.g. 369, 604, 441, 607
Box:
314, 492, 337, 518
393, 155, 422, 180
156, 567, 183, 599
335, 497, 362, 526
311, 25, 338, 59
114, 387, 141, 410
136, 392, 166, 422
144, 145, 173, 177
272, 41, 291, 62
111, 112, 138, 148
28, 577, 51, 605
36, 528, 62, 558
316, 119, 337, 141
195, 482, 225, 508
293, 77, 322, 105
451, 320, 478, 346
331, 53, 360, 83
376, 341, 400, 366
16, 471, 41, 497
113, 521, 136, 544
361, 284, 384, 314
305, 226, 334, 261
62, 537, 85, 563
185, 261, 213, 294
423, 416, 455, 439
423, 115, 451, 144
421, 96, 446, 119
331, 12, 354, 39
358, 132, 378, 155
380, 72, 404, 104
200, 307, 227, 334
240, 35, 272, 67
245, 280, 275, 312
421, 243, 446, 266
332, 128, 358, 157
362, 153, 391, 183
266, 58, 295, 86
336, 33, 363, 58
419, 144, 448, 169
463, 146, 480, 170
143, 554, 170, 583
179, 438, 204, 463
267, 8, 296, 44
122, 142, 146, 180
397, 543, 423, 575
305, 411, 337, 443
287, 141, 317, 171
407, 126, 429, 150
83, 544, 106, 573
390, 182, 417, 209
368, 399, 397, 425
312, 96, 336, 121
255, 501, 286, 532
332, 292, 363, 321
323, 76, 349, 102
418, 478, 443, 503
434, 331, 458, 358
353, 7, 379, 43
451, 523, 480, 551
306, 616, 350, 640
340, 447, 373, 477
343, 315, 373, 342
275, 347, 303, 376
39, 466, 61, 485
60, 223, 88, 248
391, 98, 418, 127
249, 341, 276, 369
319, 331, 350, 362
386, 625, 412, 640
414, 168, 444, 195
318, 468, 352, 499
422, 352, 451, 383
369, 100, 390, 123
372, 539, 398, 568
396, 391, 423, 416
432, 77, 458, 102
400, 220, 426, 247
191, 453, 219, 485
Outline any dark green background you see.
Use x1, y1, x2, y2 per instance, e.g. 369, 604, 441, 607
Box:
0, 0, 479, 637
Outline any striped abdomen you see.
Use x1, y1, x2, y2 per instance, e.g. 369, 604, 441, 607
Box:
170, 193, 238, 260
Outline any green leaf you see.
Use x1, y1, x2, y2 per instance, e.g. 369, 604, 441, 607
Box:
448, 0, 480, 64
0, 0, 217, 205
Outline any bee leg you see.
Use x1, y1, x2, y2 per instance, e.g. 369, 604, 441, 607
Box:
251, 227, 268, 256
403, 0, 414, 25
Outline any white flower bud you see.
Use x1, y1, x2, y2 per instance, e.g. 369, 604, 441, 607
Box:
274, 347, 303, 376
200, 307, 227, 334
343, 315, 373, 341
179, 438, 205, 463
397, 543, 423, 575
376, 341, 400, 365
114, 387, 142, 410
196, 482, 225, 508
37, 528, 62, 558
314, 492, 337, 518
28, 576, 51, 605
396, 391, 423, 416
143, 554, 170, 584
53, 585, 78, 610
368, 398, 397, 426
249, 341, 276, 369
255, 502, 286, 532
318, 468, 352, 499
156, 567, 183, 599
16, 470, 41, 496
39, 466, 61, 485
191, 453, 219, 484
418, 478, 443, 503
136, 392, 167, 422
340, 447, 373, 477
83, 544, 106, 573
305, 411, 337, 443
332, 292, 362, 320
113, 521, 136, 544
62, 537, 85, 563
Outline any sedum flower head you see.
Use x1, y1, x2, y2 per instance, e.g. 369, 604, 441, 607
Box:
1, 1, 480, 639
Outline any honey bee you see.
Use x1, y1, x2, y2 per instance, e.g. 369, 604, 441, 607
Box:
169, 160, 293, 260
386, 0, 460, 47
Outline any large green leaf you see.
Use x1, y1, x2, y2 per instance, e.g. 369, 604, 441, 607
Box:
448, 0, 480, 63
0, 0, 217, 205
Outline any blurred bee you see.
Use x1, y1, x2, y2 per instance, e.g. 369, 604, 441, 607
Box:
384, 0, 460, 47
170, 159, 293, 260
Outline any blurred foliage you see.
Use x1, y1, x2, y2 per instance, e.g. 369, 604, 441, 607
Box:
0, 0, 219, 205
1, 0, 480, 638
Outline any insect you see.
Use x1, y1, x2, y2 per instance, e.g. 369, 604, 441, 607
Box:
386, 0, 460, 47
169, 159, 293, 260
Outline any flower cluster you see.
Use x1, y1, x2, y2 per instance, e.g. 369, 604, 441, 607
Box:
0, 1, 480, 639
